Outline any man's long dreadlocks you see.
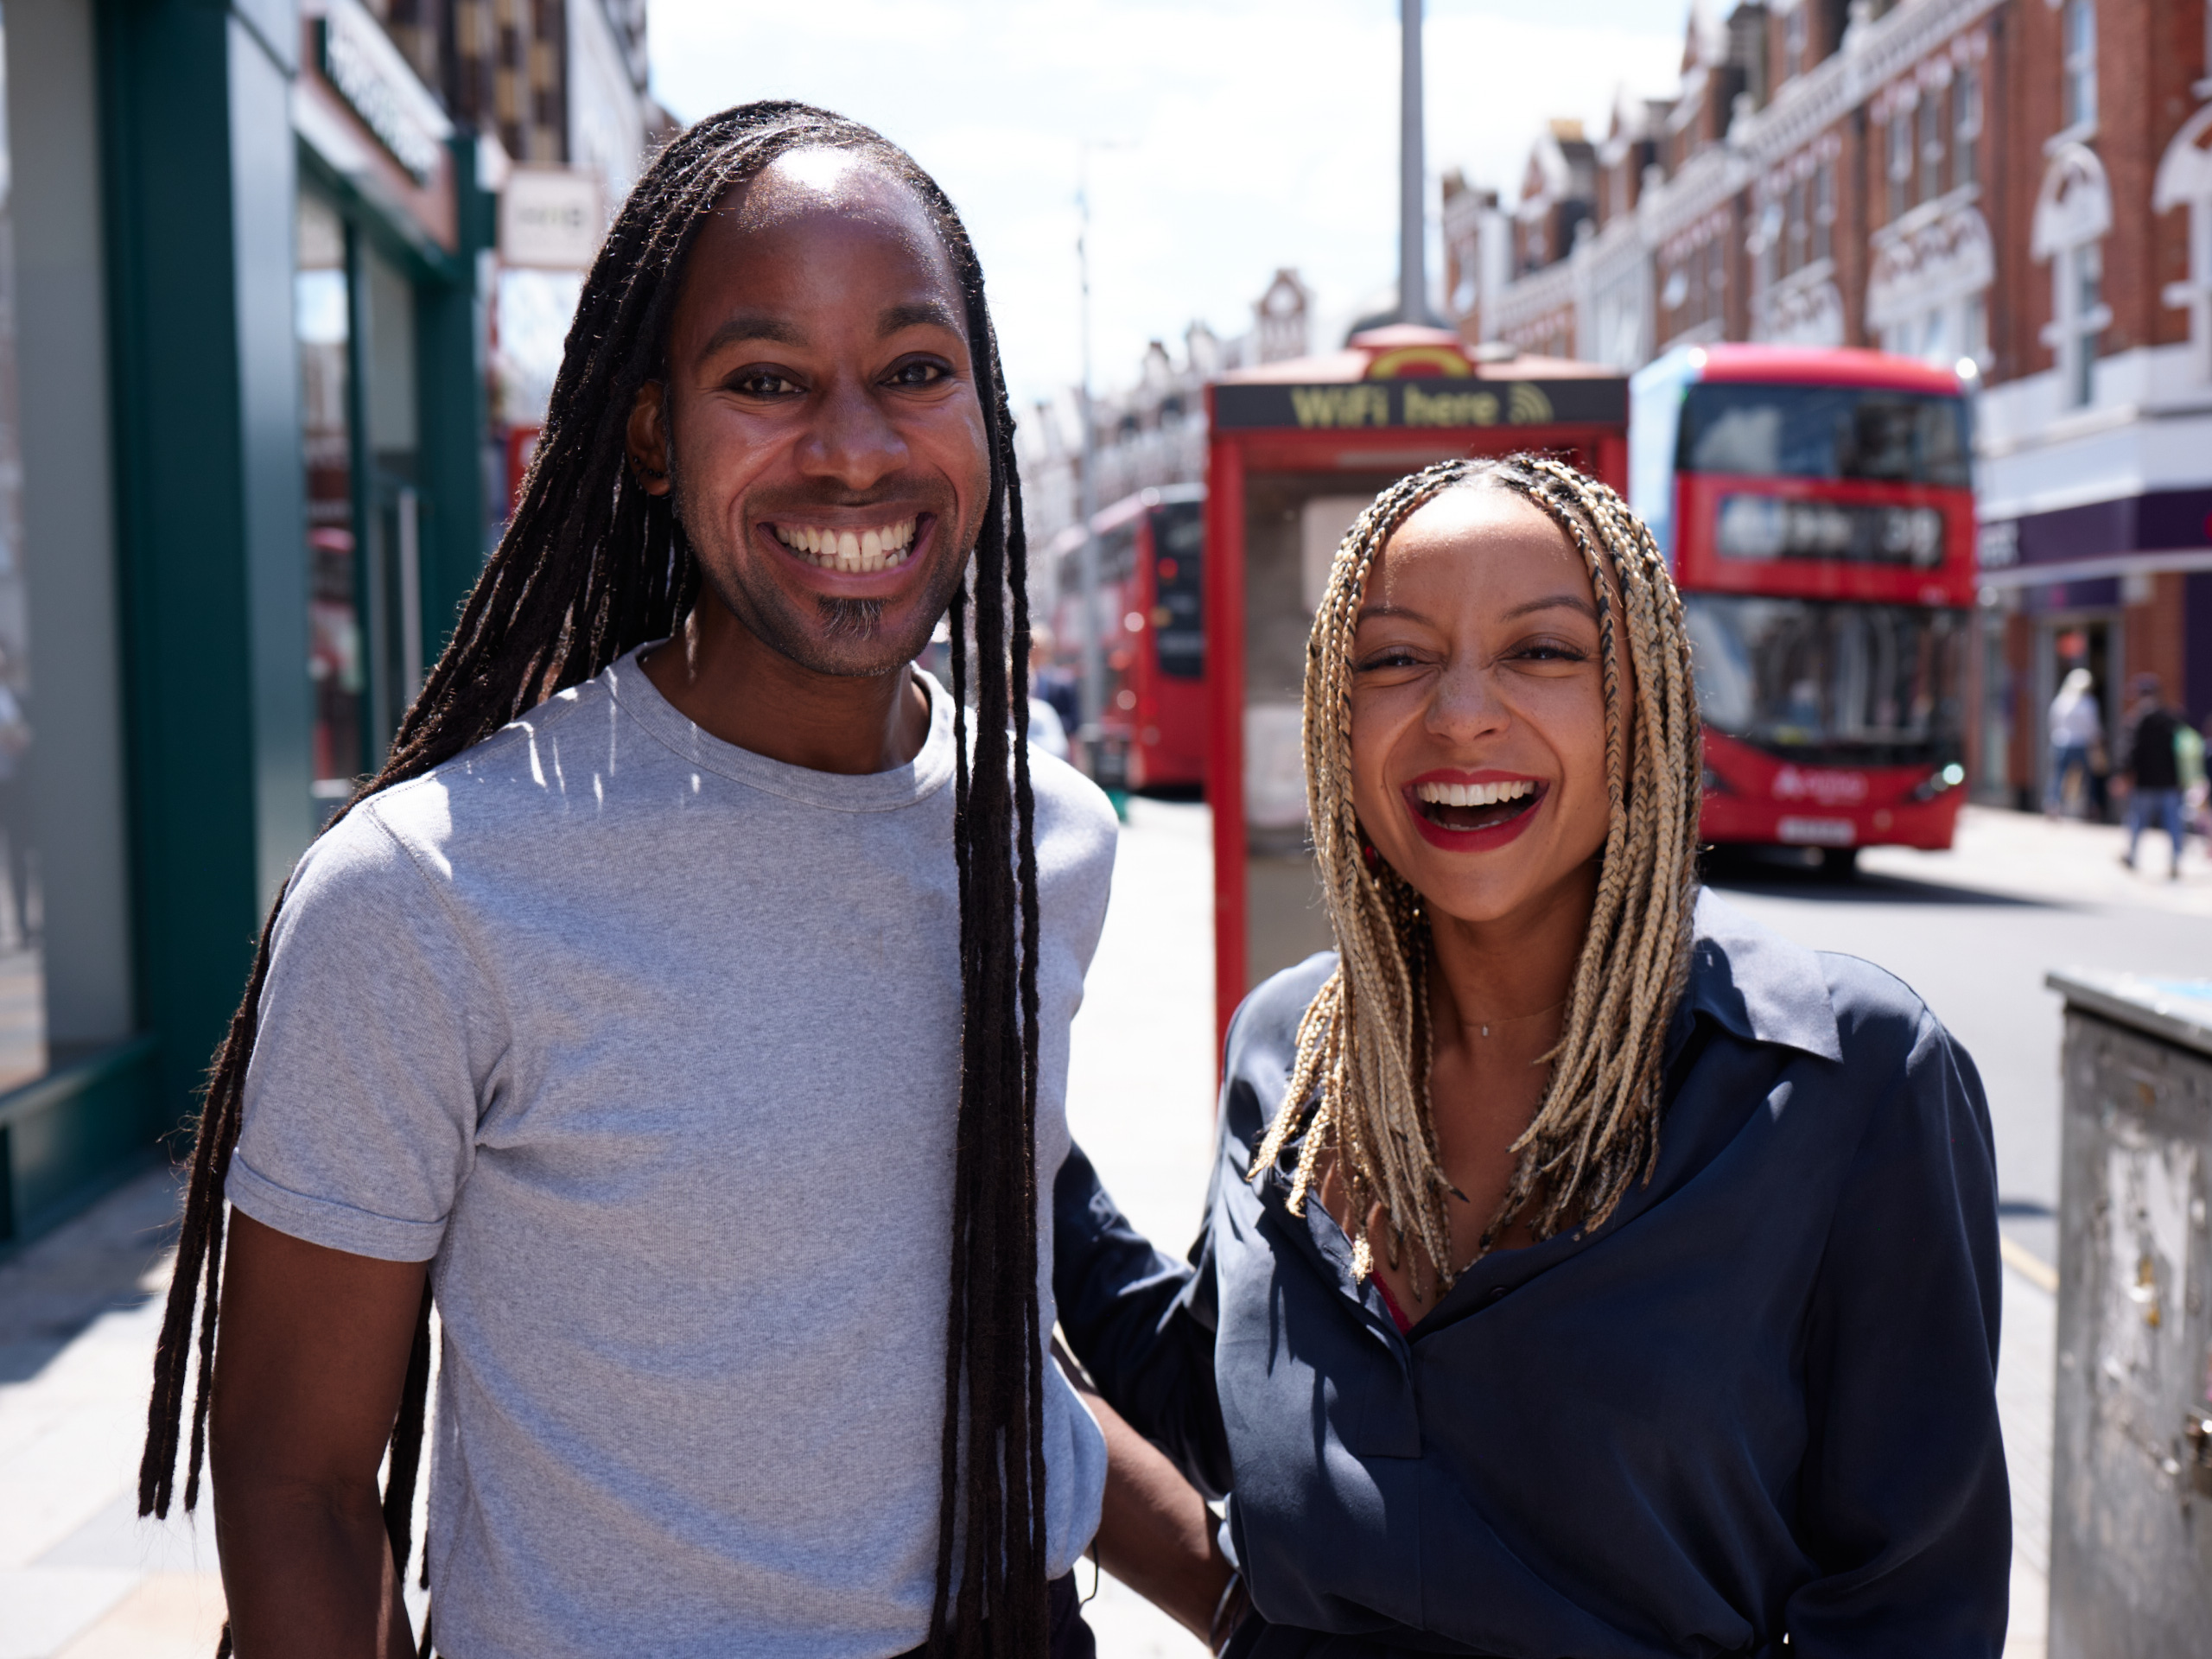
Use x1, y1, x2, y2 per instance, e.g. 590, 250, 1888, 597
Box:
1255, 454, 1702, 1292
139, 103, 1053, 1659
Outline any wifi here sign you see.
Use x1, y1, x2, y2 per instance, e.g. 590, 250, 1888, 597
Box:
1212, 377, 1625, 432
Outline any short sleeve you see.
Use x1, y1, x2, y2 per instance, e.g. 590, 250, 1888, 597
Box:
227, 799, 504, 1262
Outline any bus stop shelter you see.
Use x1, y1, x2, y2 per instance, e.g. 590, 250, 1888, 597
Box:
1203, 326, 1628, 1044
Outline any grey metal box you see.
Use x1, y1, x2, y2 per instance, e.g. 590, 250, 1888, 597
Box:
2045, 970, 2212, 1659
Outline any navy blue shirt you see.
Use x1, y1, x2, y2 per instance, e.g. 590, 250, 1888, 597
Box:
1056, 893, 2009, 1658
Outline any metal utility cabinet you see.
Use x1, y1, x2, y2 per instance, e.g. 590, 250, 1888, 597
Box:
2044, 970, 2212, 1659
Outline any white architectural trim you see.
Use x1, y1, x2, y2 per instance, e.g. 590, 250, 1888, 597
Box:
1866, 195, 1993, 328
2154, 101, 2212, 385
2031, 142, 2112, 259
1977, 545, 2212, 590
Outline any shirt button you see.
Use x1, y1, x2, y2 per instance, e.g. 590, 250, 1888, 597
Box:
1487, 1286, 1509, 1303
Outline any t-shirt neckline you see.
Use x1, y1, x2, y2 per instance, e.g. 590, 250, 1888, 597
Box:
601, 643, 957, 813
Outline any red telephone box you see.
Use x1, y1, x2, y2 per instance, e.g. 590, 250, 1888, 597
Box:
1203, 326, 1629, 1046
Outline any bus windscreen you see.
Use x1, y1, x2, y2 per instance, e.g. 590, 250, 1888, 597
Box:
1677, 383, 1971, 488
1685, 594, 1966, 766
1152, 501, 1204, 680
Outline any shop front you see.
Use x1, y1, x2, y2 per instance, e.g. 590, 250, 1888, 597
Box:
0, 0, 496, 1248
1974, 489, 2212, 813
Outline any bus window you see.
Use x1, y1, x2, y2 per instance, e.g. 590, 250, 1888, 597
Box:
1152, 501, 1204, 680
1684, 594, 1967, 766
1677, 383, 1972, 488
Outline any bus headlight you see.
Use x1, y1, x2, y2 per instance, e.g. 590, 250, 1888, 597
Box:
1907, 761, 1967, 801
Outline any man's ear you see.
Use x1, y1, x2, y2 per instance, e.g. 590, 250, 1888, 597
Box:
626, 380, 672, 496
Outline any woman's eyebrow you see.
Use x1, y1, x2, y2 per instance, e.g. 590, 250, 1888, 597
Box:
1498, 593, 1599, 622
1356, 602, 1433, 625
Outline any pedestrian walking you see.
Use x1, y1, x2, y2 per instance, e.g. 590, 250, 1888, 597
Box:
2045, 665, 2101, 817
1058, 455, 2008, 1656
136, 104, 1223, 1659
2120, 671, 2186, 878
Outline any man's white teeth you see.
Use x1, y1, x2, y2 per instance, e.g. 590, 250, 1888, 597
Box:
771, 518, 918, 573
1415, 779, 1537, 808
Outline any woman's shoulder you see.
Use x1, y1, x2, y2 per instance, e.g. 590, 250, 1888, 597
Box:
1218, 951, 1338, 1150
1687, 889, 1965, 1096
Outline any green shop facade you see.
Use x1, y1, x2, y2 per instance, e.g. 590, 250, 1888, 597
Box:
0, 0, 498, 1245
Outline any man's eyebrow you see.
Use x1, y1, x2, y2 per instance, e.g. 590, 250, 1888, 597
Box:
698, 312, 807, 357
879, 299, 963, 338
1499, 592, 1599, 622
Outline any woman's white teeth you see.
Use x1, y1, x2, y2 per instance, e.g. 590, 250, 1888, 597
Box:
1416, 779, 1536, 808
772, 518, 917, 573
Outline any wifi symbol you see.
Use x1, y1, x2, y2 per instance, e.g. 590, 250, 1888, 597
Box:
1507, 383, 1554, 425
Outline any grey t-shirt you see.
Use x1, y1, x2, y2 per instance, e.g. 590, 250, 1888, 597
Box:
229, 651, 1116, 1659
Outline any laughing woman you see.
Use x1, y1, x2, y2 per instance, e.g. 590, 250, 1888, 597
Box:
1058, 455, 2009, 1657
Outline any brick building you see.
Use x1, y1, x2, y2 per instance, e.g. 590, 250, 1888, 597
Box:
1448, 0, 2212, 810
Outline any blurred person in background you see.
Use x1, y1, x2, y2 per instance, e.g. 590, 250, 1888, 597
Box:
1032, 622, 1081, 747
2119, 671, 2186, 878
2044, 665, 2101, 819
1058, 455, 2007, 1658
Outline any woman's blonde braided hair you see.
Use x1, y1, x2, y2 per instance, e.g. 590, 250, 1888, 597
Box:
1252, 454, 1703, 1287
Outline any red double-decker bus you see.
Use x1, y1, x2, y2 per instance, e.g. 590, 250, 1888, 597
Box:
1630, 344, 1977, 870
1052, 483, 1207, 792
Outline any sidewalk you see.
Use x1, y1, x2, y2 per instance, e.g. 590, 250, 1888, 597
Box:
1861, 801, 2212, 916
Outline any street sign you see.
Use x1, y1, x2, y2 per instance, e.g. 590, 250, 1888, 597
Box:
500, 167, 607, 270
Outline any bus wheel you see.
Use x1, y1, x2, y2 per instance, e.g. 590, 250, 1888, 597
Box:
1817, 846, 1859, 881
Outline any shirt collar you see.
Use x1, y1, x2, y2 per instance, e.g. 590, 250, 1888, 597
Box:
1674, 888, 1843, 1063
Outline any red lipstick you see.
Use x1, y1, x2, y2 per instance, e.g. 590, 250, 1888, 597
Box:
1400, 768, 1548, 853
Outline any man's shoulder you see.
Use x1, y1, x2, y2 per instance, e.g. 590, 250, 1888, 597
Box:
1025, 747, 1119, 876
366, 680, 625, 839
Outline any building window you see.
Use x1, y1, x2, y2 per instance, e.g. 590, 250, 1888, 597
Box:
1954, 67, 1980, 190
2063, 0, 2097, 130
1965, 292, 1990, 367
1785, 6, 1808, 77
2066, 239, 2103, 406
1814, 160, 1834, 260
1889, 109, 1913, 219
1919, 88, 1946, 206
1785, 177, 1808, 272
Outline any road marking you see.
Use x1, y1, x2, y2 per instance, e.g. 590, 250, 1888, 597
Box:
2000, 1234, 2059, 1294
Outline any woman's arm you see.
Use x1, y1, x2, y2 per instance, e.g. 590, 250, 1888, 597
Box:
1052, 1141, 1232, 1497
209, 1211, 429, 1659
1786, 1013, 2011, 1656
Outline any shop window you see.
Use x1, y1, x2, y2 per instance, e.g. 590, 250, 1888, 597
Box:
2063, 0, 2097, 130
297, 194, 426, 810
298, 194, 362, 803
1953, 67, 1980, 190
0, 26, 41, 1089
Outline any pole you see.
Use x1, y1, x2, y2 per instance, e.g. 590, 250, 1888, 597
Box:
1076, 151, 1104, 757
1400, 0, 1426, 327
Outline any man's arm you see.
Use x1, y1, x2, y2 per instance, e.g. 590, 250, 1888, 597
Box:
209, 1211, 429, 1659
1055, 1343, 1243, 1650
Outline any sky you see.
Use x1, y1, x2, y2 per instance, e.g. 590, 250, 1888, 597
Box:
645, 1, 1692, 410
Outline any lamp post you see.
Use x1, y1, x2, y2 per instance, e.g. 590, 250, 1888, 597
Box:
1400, 0, 1426, 327
1076, 152, 1103, 758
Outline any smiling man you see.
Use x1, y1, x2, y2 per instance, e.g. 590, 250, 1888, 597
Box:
137, 105, 1133, 1659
